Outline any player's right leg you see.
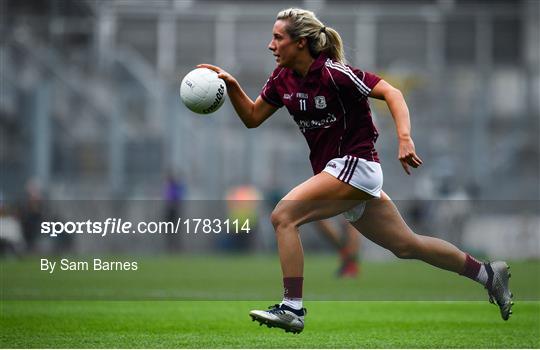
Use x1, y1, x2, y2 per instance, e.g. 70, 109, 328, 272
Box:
485, 261, 514, 320
350, 191, 513, 320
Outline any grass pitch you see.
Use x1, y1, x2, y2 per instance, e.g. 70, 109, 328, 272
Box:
2, 301, 539, 348
1, 255, 539, 348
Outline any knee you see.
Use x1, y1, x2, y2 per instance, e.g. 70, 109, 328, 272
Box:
270, 206, 297, 232
391, 238, 422, 260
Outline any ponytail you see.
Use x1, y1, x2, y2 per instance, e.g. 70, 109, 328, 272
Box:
277, 8, 346, 64
318, 26, 346, 64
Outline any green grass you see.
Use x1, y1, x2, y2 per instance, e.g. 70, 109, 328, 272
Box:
1, 256, 539, 348
1, 301, 539, 348
2, 255, 539, 300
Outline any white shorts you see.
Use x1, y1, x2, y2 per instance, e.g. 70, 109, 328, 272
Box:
322, 155, 383, 222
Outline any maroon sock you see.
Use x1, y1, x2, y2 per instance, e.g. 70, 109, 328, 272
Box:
283, 277, 303, 299
460, 254, 482, 280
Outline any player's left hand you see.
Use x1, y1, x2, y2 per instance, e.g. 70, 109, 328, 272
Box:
398, 137, 423, 175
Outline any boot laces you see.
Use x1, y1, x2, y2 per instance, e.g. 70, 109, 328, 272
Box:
268, 304, 285, 315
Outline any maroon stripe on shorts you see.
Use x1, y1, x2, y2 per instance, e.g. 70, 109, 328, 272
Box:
339, 157, 351, 181
337, 156, 350, 180
341, 156, 356, 182
345, 157, 360, 183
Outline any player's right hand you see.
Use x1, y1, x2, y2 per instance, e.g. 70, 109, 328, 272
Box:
197, 64, 236, 86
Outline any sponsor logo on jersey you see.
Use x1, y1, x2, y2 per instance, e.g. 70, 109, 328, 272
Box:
314, 96, 327, 109
296, 113, 337, 131
327, 162, 337, 169
283, 93, 292, 100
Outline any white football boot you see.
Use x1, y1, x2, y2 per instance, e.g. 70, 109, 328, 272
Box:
485, 261, 514, 321
249, 304, 306, 334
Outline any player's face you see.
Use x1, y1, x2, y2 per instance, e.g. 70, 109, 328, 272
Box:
268, 20, 301, 67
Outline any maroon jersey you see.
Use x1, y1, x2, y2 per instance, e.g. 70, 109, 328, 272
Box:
260, 53, 382, 174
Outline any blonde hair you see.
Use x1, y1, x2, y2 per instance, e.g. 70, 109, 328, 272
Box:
276, 8, 346, 64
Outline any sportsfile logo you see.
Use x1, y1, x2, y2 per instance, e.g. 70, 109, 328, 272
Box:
41, 217, 252, 237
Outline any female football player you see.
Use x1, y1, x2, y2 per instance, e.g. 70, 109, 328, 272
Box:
198, 7, 512, 333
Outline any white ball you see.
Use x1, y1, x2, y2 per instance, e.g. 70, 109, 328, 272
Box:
180, 68, 227, 114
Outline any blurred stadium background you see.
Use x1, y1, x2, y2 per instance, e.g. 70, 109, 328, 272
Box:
1, 0, 539, 260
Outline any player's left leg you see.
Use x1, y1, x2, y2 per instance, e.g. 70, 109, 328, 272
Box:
350, 191, 513, 320
250, 172, 373, 333
270, 172, 372, 279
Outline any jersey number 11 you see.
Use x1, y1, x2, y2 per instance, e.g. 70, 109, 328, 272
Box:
299, 99, 307, 111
